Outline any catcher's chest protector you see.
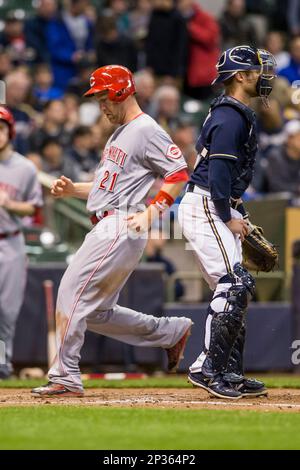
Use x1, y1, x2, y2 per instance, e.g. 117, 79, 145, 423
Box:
210, 95, 258, 166
192, 94, 259, 194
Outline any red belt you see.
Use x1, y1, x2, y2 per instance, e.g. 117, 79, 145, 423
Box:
90, 210, 115, 225
0, 230, 21, 240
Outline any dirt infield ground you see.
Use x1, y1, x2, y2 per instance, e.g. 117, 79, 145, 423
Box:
1, 387, 300, 412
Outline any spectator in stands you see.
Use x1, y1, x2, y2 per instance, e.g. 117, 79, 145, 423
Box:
24, 0, 57, 64
287, 0, 300, 36
90, 122, 103, 160
262, 0, 288, 33
29, 99, 70, 151
46, 0, 95, 91
265, 31, 290, 70
129, 0, 151, 42
145, 0, 187, 82
145, 229, 185, 301
170, 116, 196, 173
0, 11, 28, 65
41, 138, 80, 181
251, 102, 285, 194
32, 63, 64, 110
134, 69, 155, 114
63, 93, 81, 131
149, 85, 180, 133
105, 0, 130, 35
67, 58, 96, 96
129, 0, 152, 68
264, 120, 300, 194
5, 69, 33, 155
85, 2, 97, 23
66, 126, 98, 181
251, 80, 291, 192
278, 36, 300, 84
253, 0, 287, 32
178, 0, 220, 100
0, 47, 12, 80
79, 99, 100, 127
219, 0, 256, 50
254, 95, 285, 157
95, 13, 138, 71
255, 74, 300, 125
26, 152, 43, 172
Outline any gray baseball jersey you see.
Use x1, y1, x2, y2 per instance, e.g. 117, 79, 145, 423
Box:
0, 151, 43, 378
87, 113, 187, 214
0, 152, 43, 233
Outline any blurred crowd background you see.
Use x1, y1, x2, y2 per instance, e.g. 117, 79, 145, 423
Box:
2, 0, 300, 302
3, 0, 300, 377
2, 0, 300, 197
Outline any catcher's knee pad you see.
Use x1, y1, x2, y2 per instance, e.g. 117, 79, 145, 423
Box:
233, 262, 255, 298
227, 283, 251, 311
210, 274, 236, 313
211, 273, 252, 313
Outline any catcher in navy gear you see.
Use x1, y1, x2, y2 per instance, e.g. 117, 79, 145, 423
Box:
178, 46, 276, 399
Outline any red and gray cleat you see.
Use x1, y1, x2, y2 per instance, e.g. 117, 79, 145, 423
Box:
31, 382, 84, 398
165, 322, 193, 372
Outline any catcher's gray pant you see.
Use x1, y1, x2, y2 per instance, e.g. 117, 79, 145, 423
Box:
178, 189, 245, 373
49, 213, 191, 392
0, 234, 27, 377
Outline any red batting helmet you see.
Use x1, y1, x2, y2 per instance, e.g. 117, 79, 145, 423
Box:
0, 106, 15, 139
84, 65, 136, 102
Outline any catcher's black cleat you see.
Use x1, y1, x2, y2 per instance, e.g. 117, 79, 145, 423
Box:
224, 374, 268, 397
188, 372, 242, 400
31, 382, 84, 398
166, 322, 193, 372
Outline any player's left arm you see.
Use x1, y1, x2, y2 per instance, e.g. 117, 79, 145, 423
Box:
127, 169, 189, 232
0, 189, 36, 216
4, 200, 36, 217
2, 165, 44, 217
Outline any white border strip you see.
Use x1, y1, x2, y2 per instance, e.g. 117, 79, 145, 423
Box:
2, 398, 300, 409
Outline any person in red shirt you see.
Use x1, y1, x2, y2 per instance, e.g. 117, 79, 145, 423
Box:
178, 0, 220, 100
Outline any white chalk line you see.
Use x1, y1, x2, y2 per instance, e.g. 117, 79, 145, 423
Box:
1, 397, 300, 409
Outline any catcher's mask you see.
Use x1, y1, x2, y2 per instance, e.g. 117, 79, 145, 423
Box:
212, 45, 277, 106
83, 65, 136, 102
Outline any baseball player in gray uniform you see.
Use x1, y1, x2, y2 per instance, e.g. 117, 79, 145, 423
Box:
32, 65, 193, 397
0, 107, 43, 379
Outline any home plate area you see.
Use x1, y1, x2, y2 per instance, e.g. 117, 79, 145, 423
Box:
1, 388, 300, 412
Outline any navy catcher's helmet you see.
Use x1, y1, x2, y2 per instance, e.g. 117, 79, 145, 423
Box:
212, 45, 262, 84
212, 45, 276, 102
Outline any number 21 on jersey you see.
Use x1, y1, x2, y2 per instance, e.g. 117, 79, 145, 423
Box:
99, 170, 119, 192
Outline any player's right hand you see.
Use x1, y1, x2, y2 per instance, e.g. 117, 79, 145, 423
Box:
226, 218, 249, 242
51, 175, 75, 198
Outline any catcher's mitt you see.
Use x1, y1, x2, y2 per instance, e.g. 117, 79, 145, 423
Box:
242, 224, 279, 272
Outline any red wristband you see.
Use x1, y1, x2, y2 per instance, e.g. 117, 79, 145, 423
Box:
151, 190, 175, 212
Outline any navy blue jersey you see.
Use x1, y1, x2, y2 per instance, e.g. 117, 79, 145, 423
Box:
189, 95, 258, 221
